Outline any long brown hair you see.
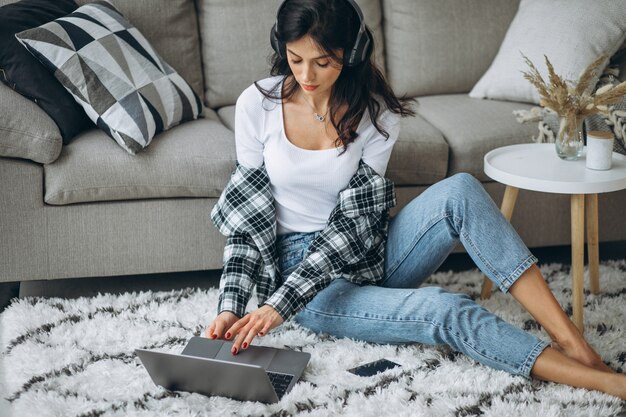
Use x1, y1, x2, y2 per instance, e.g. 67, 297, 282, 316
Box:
256, 0, 416, 151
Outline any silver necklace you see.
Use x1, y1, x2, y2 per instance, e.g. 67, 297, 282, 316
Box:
301, 94, 328, 123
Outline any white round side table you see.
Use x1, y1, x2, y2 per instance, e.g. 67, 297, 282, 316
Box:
481, 143, 626, 333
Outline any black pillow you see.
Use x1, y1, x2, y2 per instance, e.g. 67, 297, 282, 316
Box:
0, 0, 92, 144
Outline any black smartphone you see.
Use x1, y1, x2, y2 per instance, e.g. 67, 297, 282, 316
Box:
347, 358, 401, 377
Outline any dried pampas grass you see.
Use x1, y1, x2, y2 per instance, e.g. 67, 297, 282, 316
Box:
522, 53, 626, 139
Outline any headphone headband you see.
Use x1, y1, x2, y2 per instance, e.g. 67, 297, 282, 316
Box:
270, 0, 372, 67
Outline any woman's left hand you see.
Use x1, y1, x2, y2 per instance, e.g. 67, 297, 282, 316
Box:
225, 305, 284, 354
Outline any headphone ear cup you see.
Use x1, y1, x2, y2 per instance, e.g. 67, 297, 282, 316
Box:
270, 24, 284, 58
345, 27, 372, 67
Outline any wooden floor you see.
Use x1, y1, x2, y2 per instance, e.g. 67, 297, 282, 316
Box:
2, 241, 625, 313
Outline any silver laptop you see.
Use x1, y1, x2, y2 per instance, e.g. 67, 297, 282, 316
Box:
135, 336, 311, 403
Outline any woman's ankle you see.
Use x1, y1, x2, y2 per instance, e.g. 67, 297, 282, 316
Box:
549, 320, 583, 346
552, 338, 615, 373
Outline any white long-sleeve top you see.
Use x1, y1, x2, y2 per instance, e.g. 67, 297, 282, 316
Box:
235, 76, 400, 235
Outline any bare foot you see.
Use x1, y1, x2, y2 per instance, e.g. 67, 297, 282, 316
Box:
552, 339, 615, 373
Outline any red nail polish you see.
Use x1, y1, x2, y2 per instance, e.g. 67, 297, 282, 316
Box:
242, 342, 248, 349
225, 332, 231, 339
232, 348, 238, 355
259, 332, 264, 336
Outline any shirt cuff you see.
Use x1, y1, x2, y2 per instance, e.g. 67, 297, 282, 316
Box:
218, 293, 248, 318
264, 284, 302, 321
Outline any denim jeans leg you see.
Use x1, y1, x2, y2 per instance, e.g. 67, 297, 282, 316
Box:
293, 280, 549, 379
281, 174, 551, 379
383, 173, 538, 293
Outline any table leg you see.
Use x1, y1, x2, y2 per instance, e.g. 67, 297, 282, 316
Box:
481, 185, 519, 299
586, 194, 600, 295
571, 194, 585, 334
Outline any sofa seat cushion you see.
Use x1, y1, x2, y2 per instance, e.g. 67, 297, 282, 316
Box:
217, 104, 448, 186
415, 95, 537, 181
44, 119, 236, 205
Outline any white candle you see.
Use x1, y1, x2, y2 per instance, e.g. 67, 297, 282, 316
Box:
586, 131, 614, 170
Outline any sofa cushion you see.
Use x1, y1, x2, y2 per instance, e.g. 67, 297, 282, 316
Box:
389, 112, 449, 186
16, 1, 203, 155
383, 0, 520, 97
470, 0, 626, 105
216, 106, 236, 131
217, 104, 448, 186
44, 119, 236, 205
0, 0, 93, 143
0, 82, 62, 163
415, 95, 537, 181
198, 0, 386, 108
75, 0, 204, 99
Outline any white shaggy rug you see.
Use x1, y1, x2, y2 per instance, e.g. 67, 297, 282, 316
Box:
1, 262, 625, 417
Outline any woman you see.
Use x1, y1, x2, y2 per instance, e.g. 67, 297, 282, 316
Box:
206, 0, 626, 400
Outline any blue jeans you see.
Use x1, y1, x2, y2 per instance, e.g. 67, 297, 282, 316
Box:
277, 173, 550, 380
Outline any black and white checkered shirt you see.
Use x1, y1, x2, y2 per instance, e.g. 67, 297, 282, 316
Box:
210, 161, 396, 320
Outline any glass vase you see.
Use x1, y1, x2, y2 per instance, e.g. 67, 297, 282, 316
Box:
555, 118, 584, 160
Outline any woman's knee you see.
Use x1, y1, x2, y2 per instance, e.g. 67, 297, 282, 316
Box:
439, 173, 493, 216
432, 173, 483, 204
446, 173, 483, 195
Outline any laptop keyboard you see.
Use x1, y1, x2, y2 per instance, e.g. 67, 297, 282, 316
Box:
267, 371, 294, 398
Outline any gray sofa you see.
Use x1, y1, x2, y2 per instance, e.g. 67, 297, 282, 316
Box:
1, 0, 625, 290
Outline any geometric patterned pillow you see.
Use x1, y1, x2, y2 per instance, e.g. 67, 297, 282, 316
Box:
15, 0, 203, 154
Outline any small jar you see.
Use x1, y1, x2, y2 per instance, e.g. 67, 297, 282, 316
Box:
586, 131, 614, 170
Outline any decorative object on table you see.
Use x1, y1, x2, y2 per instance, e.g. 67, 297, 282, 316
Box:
15, 0, 203, 155
513, 43, 626, 156
521, 53, 626, 160
586, 131, 615, 171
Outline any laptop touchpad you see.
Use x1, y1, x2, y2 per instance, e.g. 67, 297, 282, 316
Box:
214, 342, 277, 369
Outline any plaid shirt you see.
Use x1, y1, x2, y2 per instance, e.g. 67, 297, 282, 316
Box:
210, 160, 396, 320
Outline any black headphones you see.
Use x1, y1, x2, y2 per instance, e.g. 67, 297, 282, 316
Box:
270, 0, 372, 67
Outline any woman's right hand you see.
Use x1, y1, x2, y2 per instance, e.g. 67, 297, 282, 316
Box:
205, 311, 240, 340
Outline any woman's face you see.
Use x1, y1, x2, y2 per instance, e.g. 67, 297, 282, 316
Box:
285, 35, 343, 98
